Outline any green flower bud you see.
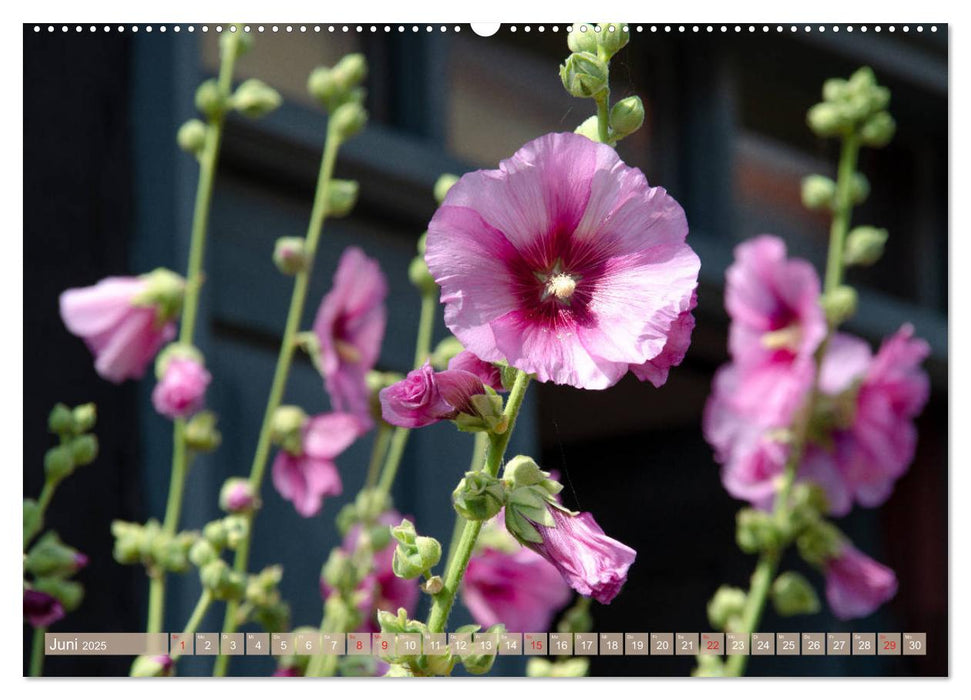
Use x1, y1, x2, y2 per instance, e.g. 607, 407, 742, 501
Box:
502, 455, 548, 488
460, 624, 504, 675
434, 174, 459, 204
822, 78, 848, 103
527, 657, 590, 677
136, 268, 186, 322
354, 488, 389, 522
23, 499, 42, 546
33, 576, 84, 611
597, 22, 629, 58
184, 410, 221, 452
271, 405, 308, 454
48, 403, 75, 435
252, 599, 291, 634
860, 111, 896, 147
195, 79, 225, 120
391, 518, 417, 546
231, 79, 281, 118
44, 445, 75, 481
417, 231, 428, 256
453, 390, 508, 435
421, 575, 444, 595
801, 175, 837, 211
844, 226, 888, 267
786, 482, 830, 535
736, 508, 782, 554
152, 530, 196, 573
429, 336, 465, 370
807, 101, 850, 138
849, 172, 871, 205
335, 502, 359, 535
452, 471, 506, 521
130, 654, 173, 677
566, 24, 598, 54
322, 549, 357, 592
25, 532, 87, 577
821, 285, 858, 326
111, 520, 147, 564
408, 256, 437, 295
273, 237, 309, 276
771, 571, 821, 616
72, 403, 97, 434
69, 434, 98, 467
609, 95, 644, 139
707, 586, 747, 630
796, 520, 845, 566
203, 519, 227, 549
559, 52, 608, 99
222, 515, 249, 550
221, 27, 252, 59
177, 119, 207, 155
329, 101, 368, 142
326, 179, 359, 218
574, 115, 601, 142
201, 559, 245, 600
246, 565, 284, 608
189, 538, 219, 568
392, 526, 441, 580
847, 66, 877, 94
416, 536, 442, 569
335, 53, 368, 88
307, 66, 341, 106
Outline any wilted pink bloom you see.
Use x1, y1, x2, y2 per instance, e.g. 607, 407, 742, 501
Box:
379, 362, 486, 428
313, 247, 388, 424
462, 546, 571, 632
60, 275, 179, 383
725, 235, 826, 370
525, 508, 636, 604
321, 511, 420, 632
151, 357, 211, 419
271, 412, 367, 517
448, 350, 505, 392
23, 589, 65, 628
630, 291, 697, 387
824, 544, 898, 620
425, 132, 700, 390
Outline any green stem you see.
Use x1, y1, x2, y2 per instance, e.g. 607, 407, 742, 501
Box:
29, 626, 46, 677
444, 433, 489, 570
148, 28, 241, 637
595, 93, 611, 144
168, 590, 214, 667
364, 424, 393, 490
426, 371, 531, 636
414, 292, 436, 367
723, 132, 862, 678
213, 110, 346, 679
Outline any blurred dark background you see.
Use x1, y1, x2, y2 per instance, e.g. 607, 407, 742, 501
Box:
23, 23, 947, 677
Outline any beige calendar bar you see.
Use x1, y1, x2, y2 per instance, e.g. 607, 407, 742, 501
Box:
44, 633, 168, 656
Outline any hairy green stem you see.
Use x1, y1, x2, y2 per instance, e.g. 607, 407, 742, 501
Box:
29, 626, 46, 677
213, 111, 346, 679
364, 424, 393, 490
426, 371, 531, 636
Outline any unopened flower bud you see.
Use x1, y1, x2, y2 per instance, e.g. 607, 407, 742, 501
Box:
801, 175, 836, 211
567, 24, 598, 54
844, 226, 888, 267
821, 285, 858, 326
860, 111, 896, 147
111, 520, 146, 564
189, 538, 219, 567
391, 518, 417, 546
195, 79, 225, 119
231, 79, 282, 118
771, 571, 821, 616
137, 268, 186, 322
822, 78, 848, 103
421, 575, 444, 594
200, 559, 245, 600
184, 410, 221, 452
335, 53, 368, 88
48, 403, 75, 435
502, 455, 548, 488
25, 532, 87, 577
23, 499, 42, 545
271, 405, 308, 454
273, 237, 309, 275
609, 95, 644, 138
354, 488, 389, 522
44, 445, 75, 481
222, 515, 249, 550
847, 66, 877, 94
325, 179, 359, 218
849, 172, 871, 205
736, 508, 782, 554
329, 101, 368, 141
131, 654, 173, 677
597, 22, 629, 58
33, 576, 84, 612
560, 52, 608, 99
220, 27, 252, 59
707, 585, 747, 630
408, 256, 437, 295
392, 524, 441, 580
806, 102, 847, 138
434, 174, 459, 204
796, 520, 844, 566
69, 434, 99, 467
322, 549, 356, 592
220, 477, 257, 514
452, 471, 506, 521
574, 115, 600, 142
177, 119, 207, 155
72, 403, 97, 434
307, 66, 341, 106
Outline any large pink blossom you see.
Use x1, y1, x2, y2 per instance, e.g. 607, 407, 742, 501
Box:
60, 275, 178, 383
824, 544, 898, 620
725, 235, 826, 369
447, 350, 505, 392
525, 508, 636, 604
630, 291, 697, 387
313, 247, 388, 424
425, 132, 700, 390
271, 412, 367, 517
462, 546, 572, 632
151, 357, 211, 419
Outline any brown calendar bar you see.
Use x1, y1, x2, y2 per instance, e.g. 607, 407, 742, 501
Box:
44, 633, 168, 656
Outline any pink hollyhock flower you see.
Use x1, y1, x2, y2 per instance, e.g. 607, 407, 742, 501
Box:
524, 508, 636, 604
321, 511, 420, 632
313, 247, 389, 424
379, 362, 487, 428
23, 589, 65, 628
462, 546, 572, 632
425, 132, 700, 390
271, 412, 367, 517
725, 235, 826, 369
824, 544, 898, 620
448, 350, 505, 392
151, 357, 211, 419
59, 274, 182, 383
630, 291, 697, 387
